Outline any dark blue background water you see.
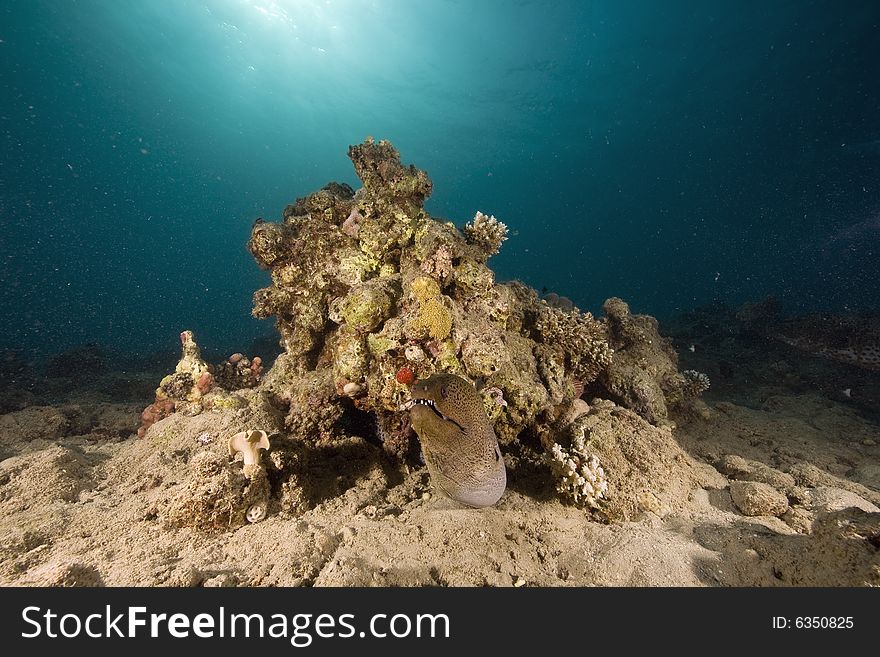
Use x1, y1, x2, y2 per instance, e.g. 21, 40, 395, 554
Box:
2, 0, 879, 360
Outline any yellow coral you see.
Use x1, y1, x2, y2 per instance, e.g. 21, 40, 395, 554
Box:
410, 275, 441, 304
412, 298, 453, 340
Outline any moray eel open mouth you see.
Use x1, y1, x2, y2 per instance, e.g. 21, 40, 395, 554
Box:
409, 398, 464, 431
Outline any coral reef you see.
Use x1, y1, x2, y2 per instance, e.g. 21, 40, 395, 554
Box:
245, 138, 624, 450
6, 139, 878, 589
136, 332, 269, 437
138, 138, 707, 531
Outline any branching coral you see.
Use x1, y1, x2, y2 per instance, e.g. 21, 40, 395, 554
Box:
546, 429, 609, 510
534, 305, 613, 385
464, 211, 508, 259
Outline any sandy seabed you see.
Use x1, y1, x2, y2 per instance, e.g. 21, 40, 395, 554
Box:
1, 341, 877, 589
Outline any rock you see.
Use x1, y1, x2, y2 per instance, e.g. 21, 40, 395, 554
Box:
716, 454, 796, 492
781, 507, 815, 534
202, 573, 239, 587
787, 461, 880, 507
740, 508, 880, 586
787, 462, 829, 487
808, 486, 880, 514
25, 561, 104, 587
0, 406, 71, 442
729, 481, 789, 517
847, 463, 880, 490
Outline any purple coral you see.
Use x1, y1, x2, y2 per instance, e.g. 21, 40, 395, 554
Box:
341, 207, 364, 237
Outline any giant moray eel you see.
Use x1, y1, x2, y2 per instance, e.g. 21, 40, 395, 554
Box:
408, 373, 506, 508
773, 314, 880, 371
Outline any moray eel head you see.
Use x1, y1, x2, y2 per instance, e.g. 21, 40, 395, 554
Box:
410, 373, 480, 429
408, 373, 506, 508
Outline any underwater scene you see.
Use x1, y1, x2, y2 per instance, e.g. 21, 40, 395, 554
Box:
0, 0, 878, 587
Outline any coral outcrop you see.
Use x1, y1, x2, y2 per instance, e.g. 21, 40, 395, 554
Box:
136, 331, 268, 437
138, 138, 708, 527
155, 331, 213, 412
543, 398, 699, 520
599, 297, 708, 425
247, 138, 628, 451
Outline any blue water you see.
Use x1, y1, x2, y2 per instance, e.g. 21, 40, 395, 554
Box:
2, 0, 879, 360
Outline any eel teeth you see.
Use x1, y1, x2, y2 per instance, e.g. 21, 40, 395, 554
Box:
402, 398, 435, 411
410, 398, 452, 422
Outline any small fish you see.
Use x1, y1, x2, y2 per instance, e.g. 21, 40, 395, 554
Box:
842, 388, 852, 398
688, 344, 696, 353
